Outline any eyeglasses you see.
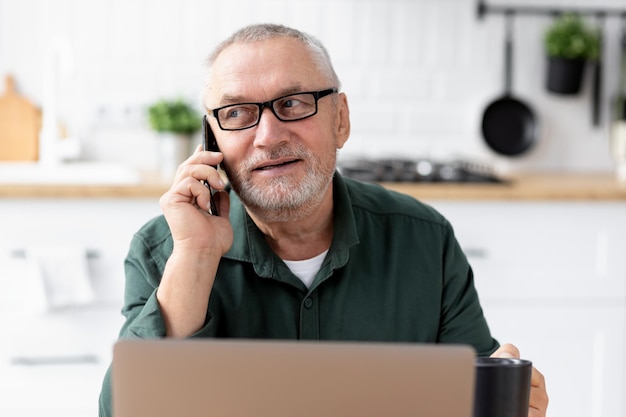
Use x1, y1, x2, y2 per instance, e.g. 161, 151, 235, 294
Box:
208, 88, 338, 131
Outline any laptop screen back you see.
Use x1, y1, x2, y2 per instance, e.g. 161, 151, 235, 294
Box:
113, 339, 476, 417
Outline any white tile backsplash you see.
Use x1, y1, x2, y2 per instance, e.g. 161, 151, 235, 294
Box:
1, 0, 625, 173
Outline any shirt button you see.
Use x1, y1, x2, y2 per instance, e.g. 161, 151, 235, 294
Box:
304, 298, 313, 309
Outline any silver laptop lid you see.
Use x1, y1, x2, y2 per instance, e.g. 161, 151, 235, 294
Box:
113, 339, 475, 417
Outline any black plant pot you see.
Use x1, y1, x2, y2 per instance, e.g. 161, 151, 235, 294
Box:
546, 57, 586, 95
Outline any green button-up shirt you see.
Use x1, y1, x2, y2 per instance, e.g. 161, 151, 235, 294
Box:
99, 173, 498, 416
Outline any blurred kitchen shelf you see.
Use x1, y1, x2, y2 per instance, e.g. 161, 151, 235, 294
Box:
1, 171, 626, 200
0, 167, 170, 198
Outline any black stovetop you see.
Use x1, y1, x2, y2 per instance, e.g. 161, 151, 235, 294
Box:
337, 158, 506, 183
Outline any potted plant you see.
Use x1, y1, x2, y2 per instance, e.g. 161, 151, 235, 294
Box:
148, 98, 202, 135
543, 13, 600, 95
147, 98, 202, 180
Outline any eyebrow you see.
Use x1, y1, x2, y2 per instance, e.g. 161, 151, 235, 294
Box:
219, 84, 306, 106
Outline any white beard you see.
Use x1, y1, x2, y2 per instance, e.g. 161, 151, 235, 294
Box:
225, 144, 337, 222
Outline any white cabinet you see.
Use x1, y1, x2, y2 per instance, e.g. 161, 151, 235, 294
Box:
0, 310, 125, 417
430, 201, 626, 417
483, 303, 624, 417
0, 198, 162, 417
432, 201, 626, 300
0, 198, 163, 305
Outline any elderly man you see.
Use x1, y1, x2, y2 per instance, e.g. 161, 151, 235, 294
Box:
99, 23, 547, 417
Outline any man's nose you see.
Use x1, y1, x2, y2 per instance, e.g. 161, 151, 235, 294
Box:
253, 107, 289, 147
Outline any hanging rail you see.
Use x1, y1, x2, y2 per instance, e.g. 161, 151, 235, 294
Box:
477, 0, 626, 20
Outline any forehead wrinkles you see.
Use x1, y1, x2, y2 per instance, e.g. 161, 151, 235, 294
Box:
205, 39, 326, 106
220, 85, 310, 106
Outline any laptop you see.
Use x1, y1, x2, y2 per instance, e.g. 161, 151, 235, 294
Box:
113, 339, 476, 417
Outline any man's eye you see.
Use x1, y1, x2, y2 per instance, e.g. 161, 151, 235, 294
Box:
223, 106, 254, 120
282, 99, 301, 108
226, 109, 242, 119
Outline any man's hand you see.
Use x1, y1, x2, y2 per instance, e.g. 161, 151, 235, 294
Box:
156, 145, 234, 337
159, 145, 233, 254
491, 344, 548, 417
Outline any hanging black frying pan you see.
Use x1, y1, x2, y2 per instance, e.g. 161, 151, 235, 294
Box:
482, 12, 538, 156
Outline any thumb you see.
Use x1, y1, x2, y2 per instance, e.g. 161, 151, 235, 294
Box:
490, 343, 520, 359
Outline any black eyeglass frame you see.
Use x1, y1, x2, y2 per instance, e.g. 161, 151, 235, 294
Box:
208, 88, 339, 131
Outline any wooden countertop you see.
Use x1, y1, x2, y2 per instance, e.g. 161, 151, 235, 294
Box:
382, 173, 626, 201
0, 181, 170, 198
1, 172, 626, 200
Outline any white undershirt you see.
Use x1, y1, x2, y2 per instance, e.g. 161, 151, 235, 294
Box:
283, 250, 329, 288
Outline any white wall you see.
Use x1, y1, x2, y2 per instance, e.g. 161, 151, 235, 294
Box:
1, 0, 625, 173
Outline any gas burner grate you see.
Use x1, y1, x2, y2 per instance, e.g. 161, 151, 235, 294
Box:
337, 158, 507, 183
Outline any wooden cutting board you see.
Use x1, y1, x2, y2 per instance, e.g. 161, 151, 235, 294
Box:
0, 75, 41, 161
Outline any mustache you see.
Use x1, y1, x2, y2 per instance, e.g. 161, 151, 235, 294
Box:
240, 146, 312, 172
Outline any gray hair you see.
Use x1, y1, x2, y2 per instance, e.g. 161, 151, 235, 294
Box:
205, 23, 341, 90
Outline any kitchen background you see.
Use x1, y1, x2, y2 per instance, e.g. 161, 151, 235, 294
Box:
2, 0, 626, 175
1, 1, 626, 417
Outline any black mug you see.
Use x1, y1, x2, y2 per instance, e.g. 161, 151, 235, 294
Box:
473, 357, 532, 417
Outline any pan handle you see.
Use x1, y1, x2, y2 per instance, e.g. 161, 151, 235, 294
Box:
617, 13, 626, 121
503, 11, 514, 94
592, 14, 605, 127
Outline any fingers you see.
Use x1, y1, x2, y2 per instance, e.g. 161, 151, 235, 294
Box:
192, 185, 230, 218
490, 344, 548, 417
490, 343, 520, 359
174, 148, 225, 189
183, 143, 222, 169
528, 367, 549, 417
161, 176, 210, 209
160, 147, 226, 214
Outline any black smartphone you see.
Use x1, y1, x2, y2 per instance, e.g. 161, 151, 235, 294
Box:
202, 115, 219, 216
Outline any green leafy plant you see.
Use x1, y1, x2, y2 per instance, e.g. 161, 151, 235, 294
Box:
148, 99, 202, 135
544, 13, 600, 60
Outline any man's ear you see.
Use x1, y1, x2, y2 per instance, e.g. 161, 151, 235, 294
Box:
335, 92, 351, 149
